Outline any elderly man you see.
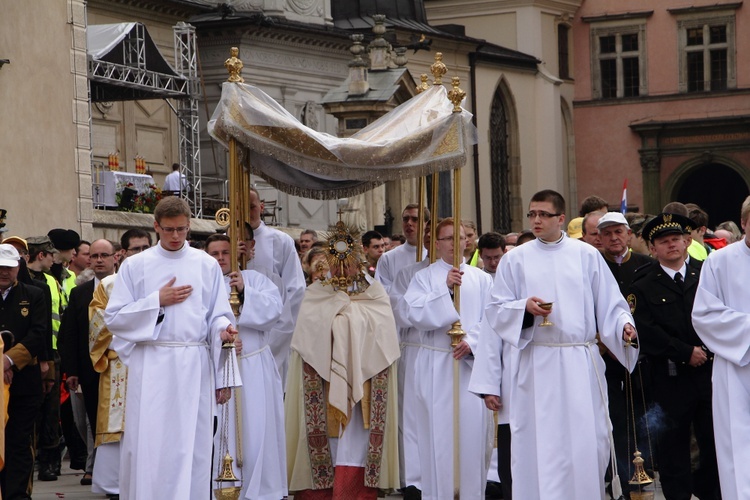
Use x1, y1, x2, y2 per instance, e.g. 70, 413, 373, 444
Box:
0, 244, 47, 499
692, 196, 750, 500
596, 212, 655, 496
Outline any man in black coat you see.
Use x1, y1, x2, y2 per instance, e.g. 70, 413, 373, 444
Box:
0, 243, 47, 500
628, 213, 720, 500
60, 239, 117, 443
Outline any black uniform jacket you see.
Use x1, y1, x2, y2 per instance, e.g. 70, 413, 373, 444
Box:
59, 279, 97, 386
628, 259, 708, 377
0, 281, 47, 395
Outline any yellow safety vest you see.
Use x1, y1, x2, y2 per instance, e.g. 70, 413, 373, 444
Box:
43, 273, 62, 350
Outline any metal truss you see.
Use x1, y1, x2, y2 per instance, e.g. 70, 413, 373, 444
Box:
87, 22, 204, 218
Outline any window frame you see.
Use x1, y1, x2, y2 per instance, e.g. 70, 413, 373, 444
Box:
590, 23, 648, 100
676, 13, 736, 93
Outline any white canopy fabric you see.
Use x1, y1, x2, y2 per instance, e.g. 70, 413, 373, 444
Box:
208, 82, 477, 199
87, 23, 138, 60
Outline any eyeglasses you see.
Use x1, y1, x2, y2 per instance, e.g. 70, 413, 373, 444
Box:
90, 253, 113, 260
436, 236, 467, 241
526, 211, 561, 219
127, 245, 150, 254
158, 225, 189, 234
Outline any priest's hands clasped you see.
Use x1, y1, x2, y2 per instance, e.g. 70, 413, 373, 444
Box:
159, 276, 193, 306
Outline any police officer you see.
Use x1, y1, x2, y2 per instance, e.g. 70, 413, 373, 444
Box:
628, 213, 720, 500
0, 243, 47, 499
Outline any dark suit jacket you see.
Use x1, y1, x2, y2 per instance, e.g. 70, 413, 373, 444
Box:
628, 259, 706, 375
59, 279, 97, 387
0, 281, 46, 395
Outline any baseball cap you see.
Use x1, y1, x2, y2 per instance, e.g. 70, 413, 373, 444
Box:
0, 243, 20, 267
597, 212, 629, 230
567, 217, 583, 239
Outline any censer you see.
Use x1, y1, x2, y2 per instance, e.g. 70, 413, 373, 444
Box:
624, 338, 655, 500
213, 338, 242, 500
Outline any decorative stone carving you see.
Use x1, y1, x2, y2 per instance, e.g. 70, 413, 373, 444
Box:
286, 0, 319, 16
301, 101, 321, 131
95, 101, 114, 116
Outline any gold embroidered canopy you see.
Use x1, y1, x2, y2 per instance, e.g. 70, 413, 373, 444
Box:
207, 81, 476, 200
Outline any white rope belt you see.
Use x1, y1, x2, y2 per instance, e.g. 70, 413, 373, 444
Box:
530, 337, 623, 498
400, 342, 423, 349
139, 341, 208, 347
239, 344, 270, 360
529, 340, 597, 348
419, 344, 452, 353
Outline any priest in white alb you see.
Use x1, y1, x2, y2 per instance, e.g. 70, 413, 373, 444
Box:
388, 221, 432, 499
245, 187, 305, 388
375, 204, 428, 292
104, 197, 241, 500
206, 234, 287, 500
403, 217, 493, 500
485, 189, 639, 500
691, 195, 750, 500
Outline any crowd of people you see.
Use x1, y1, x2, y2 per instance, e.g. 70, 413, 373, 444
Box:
1, 188, 748, 500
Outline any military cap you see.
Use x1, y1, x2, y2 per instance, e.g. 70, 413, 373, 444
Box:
47, 228, 80, 251
26, 235, 57, 253
641, 213, 694, 243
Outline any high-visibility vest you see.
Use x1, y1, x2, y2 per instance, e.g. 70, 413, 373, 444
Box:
468, 248, 480, 267
60, 270, 76, 311
43, 273, 62, 350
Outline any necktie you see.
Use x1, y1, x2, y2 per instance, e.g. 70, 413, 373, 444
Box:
674, 272, 684, 289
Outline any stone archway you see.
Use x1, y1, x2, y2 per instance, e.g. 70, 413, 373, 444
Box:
668, 159, 750, 227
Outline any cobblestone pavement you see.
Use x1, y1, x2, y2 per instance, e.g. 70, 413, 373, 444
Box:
34, 457, 686, 500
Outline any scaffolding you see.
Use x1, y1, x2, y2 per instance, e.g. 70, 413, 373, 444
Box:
87, 22, 204, 217
173, 22, 203, 218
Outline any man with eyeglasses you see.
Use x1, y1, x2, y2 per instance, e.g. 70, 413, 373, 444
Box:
104, 197, 240, 500
403, 217, 493, 499
473, 189, 639, 499
60, 239, 117, 486
86, 228, 151, 498
375, 204, 430, 293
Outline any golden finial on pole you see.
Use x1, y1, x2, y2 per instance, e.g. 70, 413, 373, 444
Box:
430, 52, 447, 85
448, 76, 466, 113
416, 74, 430, 94
224, 47, 245, 83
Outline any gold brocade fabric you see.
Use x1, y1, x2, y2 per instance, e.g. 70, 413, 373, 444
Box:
207, 83, 477, 200
326, 379, 371, 438
89, 276, 127, 446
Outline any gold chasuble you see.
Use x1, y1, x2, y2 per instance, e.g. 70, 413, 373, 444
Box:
285, 280, 401, 494
88, 275, 127, 446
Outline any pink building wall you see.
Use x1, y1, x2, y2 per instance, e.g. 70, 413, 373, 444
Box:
571, 0, 750, 212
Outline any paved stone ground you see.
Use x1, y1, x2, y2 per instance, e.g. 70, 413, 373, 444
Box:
34, 457, 687, 500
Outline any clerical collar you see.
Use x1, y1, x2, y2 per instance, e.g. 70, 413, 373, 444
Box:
660, 262, 686, 280
155, 242, 189, 259
539, 232, 565, 245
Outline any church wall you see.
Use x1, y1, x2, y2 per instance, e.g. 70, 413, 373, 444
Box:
0, 0, 86, 238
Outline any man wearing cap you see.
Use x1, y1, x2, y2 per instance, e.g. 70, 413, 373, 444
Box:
691, 195, 750, 500
0, 244, 47, 499
27, 235, 70, 480
567, 217, 583, 240
629, 213, 720, 500
597, 212, 655, 497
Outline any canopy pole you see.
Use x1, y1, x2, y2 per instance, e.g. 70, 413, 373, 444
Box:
446, 75, 467, 499
429, 174, 439, 264
417, 176, 426, 263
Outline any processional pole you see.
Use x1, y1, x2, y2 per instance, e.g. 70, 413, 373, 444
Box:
211, 46, 246, 500
447, 75, 467, 498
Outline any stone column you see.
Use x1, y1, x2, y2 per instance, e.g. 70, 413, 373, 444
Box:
640, 151, 661, 214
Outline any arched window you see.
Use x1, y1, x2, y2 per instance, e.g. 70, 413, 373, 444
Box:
490, 87, 511, 232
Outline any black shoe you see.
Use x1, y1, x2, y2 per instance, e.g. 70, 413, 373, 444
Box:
69, 459, 87, 471
38, 466, 58, 481
80, 472, 93, 485
402, 485, 422, 500
486, 480, 504, 499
